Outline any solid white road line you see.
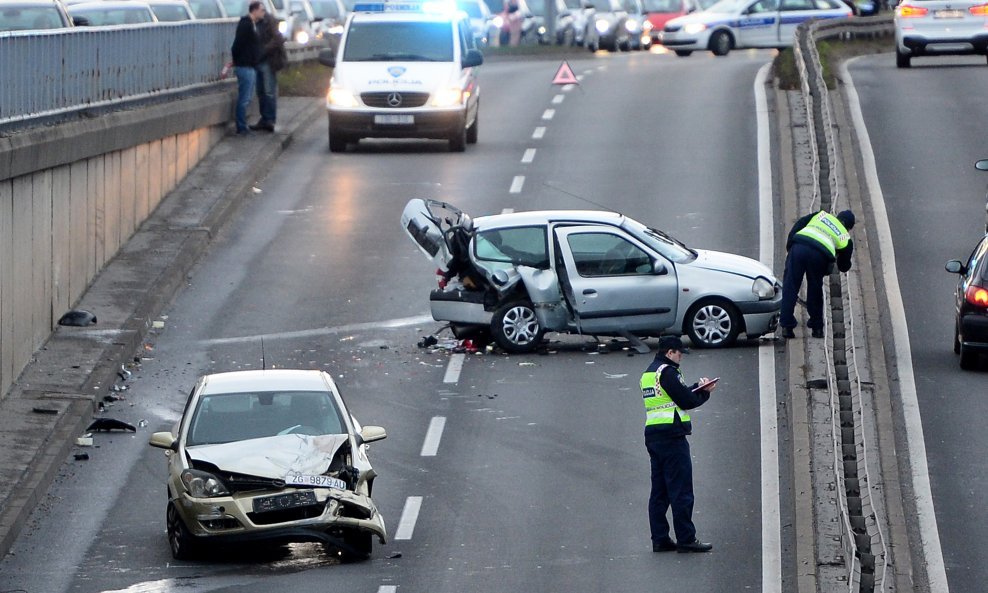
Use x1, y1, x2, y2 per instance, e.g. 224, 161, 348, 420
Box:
552, 94, 565, 104
542, 109, 555, 120
533, 127, 546, 139
443, 353, 465, 384
522, 149, 536, 163
754, 62, 782, 593
842, 57, 949, 592
510, 176, 525, 193
394, 496, 423, 540
501, 208, 514, 214
377, 587, 397, 593
420, 416, 447, 456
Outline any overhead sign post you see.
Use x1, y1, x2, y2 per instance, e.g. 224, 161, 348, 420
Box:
552, 61, 579, 86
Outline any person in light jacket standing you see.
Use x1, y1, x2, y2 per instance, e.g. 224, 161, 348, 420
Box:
231, 1, 266, 135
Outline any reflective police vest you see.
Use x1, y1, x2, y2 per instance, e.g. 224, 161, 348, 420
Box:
795, 211, 850, 258
640, 364, 689, 426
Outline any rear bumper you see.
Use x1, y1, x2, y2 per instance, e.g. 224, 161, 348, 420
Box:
899, 32, 988, 55
960, 314, 988, 350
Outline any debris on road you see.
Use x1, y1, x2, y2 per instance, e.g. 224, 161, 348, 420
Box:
58, 309, 97, 326
31, 407, 58, 415
75, 435, 93, 446
73, 453, 89, 461
87, 418, 137, 432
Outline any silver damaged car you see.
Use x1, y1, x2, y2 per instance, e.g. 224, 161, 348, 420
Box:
149, 369, 387, 561
402, 199, 781, 352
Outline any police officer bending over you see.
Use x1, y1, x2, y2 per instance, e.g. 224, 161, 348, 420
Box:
641, 336, 716, 554
780, 209, 856, 339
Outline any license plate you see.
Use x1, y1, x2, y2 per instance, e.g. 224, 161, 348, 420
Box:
285, 472, 347, 490
252, 489, 318, 513
374, 114, 414, 125
934, 9, 962, 17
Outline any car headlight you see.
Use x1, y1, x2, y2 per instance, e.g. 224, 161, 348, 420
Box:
328, 24, 343, 34
295, 30, 310, 44
595, 18, 610, 33
327, 86, 359, 108
683, 22, 707, 35
181, 469, 230, 498
278, 20, 288, 35
538, 25, 546, 34
624, 19, 639, 33
492, 14, 504, 27
752, 276, 776, 300
642, 20, 653, 31
431, 87, 463, 106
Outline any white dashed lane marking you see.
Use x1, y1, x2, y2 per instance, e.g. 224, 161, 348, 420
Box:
551, 94, 564, 104
420, 416, 447, 456
394, 496, 423, 540
522, 149, 536, 163
510, 176, 525, 193
532, 127, 546, 139
542, 109, 555, 120
443, 352, 465, 383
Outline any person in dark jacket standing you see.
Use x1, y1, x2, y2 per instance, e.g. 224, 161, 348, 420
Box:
230, 1, 266, 135
640, 336, 716, 554
779, 209, 856, 339
252, 12, 286, 132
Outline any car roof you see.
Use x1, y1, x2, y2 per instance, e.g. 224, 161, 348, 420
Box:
472, 209, 626, 230
68, 2, 154, 9
349, 9, 459, 22
0, 0, 64, 6
199, 369, 336, 395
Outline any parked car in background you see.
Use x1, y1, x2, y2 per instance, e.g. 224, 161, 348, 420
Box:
308, 0, 346, 45
0, 0, 72, 30
286, 0, 316, 42
402, 199, 782, 352
485, 0, 536, 44
527, 0, 573, 44
147, 0, 195, 20
457, 0, 496, 45
187, 0, 227, 18
894, 0, 988, 68
68, 1, 158, 25
661, 0, 851, 57
148, 369, 388, 561
642, 0, 695, 46
624, 0, 652, 49
562, 0, 590, 44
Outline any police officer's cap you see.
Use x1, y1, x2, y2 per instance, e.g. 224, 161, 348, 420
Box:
658, 336, 690, 354
836, 210, 855, 230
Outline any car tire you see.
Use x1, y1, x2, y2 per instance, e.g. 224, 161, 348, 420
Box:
449, 124, 467, 152
709, 30, 731, 57
167, 502, 199, 561
329, 126, 348, 153
684, 298, 741, 348
895, 47, 911, 68
674, 49, 692, 57
339, 529, 373, 563
466, 110, 479, 145
491, 300, 545, 353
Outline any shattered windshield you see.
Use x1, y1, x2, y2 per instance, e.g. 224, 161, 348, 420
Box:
187, 391, 345, 446
621, 218, 696, 263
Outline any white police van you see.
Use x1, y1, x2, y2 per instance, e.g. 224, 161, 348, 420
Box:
318, 1, 483, 152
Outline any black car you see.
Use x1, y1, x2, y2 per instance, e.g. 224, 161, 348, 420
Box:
945, 232, 988, 370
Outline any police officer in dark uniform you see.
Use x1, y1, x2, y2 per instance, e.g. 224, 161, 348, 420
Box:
641, 336, 716, 553
780, 209, 856, 339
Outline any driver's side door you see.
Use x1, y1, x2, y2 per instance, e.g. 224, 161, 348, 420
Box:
736, 0, 779, 47
554, 226, 678, 334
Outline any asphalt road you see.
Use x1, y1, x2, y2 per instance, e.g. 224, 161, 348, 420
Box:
847, 53, 988, 592
0, 48, 783, 593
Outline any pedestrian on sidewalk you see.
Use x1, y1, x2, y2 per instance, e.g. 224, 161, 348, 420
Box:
779, 209, 856, 338
640, 336, 716, 554
252, 12, 287, 132
231, 1, 266, 135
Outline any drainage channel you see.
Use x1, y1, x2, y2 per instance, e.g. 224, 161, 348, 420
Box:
795, 22, 888, 592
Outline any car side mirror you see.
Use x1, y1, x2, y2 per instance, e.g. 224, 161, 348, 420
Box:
652, 261, 668, 275
945, 259, 966, 274
149, 431, 178, 451
359, 425, 387, 444
463, 48, 484, 68
71, 15, 90, 25
317, 47, 336, 67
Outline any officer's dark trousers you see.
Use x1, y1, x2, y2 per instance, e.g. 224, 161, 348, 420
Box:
780, 242, 829, 330
646, 436, 696, 544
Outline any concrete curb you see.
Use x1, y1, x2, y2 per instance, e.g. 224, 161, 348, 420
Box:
0, 97, 324, 562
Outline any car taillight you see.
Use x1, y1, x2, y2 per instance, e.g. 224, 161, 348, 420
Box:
897, 4, 928, 16
966, 285, 988, 307
969, 3, 988, 14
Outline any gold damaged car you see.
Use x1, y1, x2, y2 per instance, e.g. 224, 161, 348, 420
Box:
149, 369, 387, 561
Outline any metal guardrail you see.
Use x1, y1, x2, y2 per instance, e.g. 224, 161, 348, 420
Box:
792, 14, 894, 593
0, 22, 325, 128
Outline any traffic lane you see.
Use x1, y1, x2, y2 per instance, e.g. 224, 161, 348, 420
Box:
849, 54, 988, 587
502, 50, 772, 261
384, 341, 763, 593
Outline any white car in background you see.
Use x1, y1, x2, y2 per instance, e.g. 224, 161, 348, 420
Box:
660, 0, 851, 56
894, 0, 988, 68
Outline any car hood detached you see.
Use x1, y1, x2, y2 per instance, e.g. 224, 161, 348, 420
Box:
690, 249, 773, 280
187, 434, 350, 479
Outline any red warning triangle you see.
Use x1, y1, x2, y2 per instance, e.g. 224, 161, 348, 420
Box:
552, 61, 579, 86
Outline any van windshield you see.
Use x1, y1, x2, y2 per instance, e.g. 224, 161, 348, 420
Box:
344, 21, 454, 61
